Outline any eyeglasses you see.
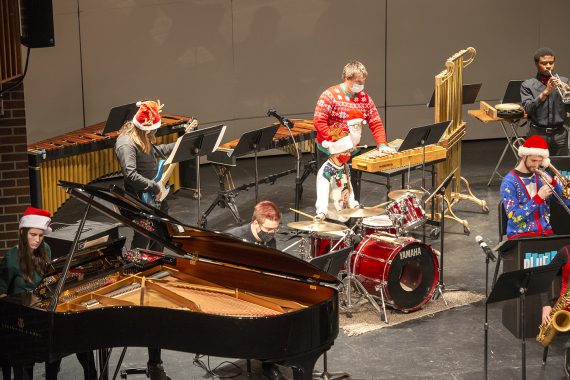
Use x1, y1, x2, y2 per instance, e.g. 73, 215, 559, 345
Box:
260, 225, 280, 233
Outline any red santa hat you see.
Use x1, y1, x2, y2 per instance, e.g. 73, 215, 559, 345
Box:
346, 109, 366, 127
518, 135, 549, 158
19, 207, 52, 234
132, 100, 163, 131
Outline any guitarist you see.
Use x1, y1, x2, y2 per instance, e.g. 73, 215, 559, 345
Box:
114, 100, 174, 380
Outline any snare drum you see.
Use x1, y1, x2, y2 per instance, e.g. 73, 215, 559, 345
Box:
361, 215, 397, 236
310, 231, 348, 258
350, 234, 439, 311
386, 193, 426, 231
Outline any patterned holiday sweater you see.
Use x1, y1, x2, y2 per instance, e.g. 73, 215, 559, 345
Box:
500, 170, 569, 239
316, 160, 359, 222
313, 84, 386, 151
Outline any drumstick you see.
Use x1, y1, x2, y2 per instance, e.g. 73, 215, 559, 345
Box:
371, 201, 391, 208
289, 208, 316, 220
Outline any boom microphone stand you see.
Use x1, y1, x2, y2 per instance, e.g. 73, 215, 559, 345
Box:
267, 109, 303, 221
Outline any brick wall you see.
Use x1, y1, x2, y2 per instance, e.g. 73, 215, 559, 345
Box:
0, 80, 29, 256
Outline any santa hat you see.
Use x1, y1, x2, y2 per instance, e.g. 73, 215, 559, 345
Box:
518, 135, 549, 158
346, 109, 366, 127
132, 100, 163, 131
19, 207, 52, 234
327, 135, 355, 154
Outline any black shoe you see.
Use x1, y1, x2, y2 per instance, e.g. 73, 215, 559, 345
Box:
147, 363, 171, 380
262, 362, 286, 380
564, 347, 570, 379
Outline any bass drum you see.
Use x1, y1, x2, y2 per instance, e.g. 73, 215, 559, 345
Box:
351, 234, 439, 311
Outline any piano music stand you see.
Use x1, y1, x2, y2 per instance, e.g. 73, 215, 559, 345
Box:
486, 265, 558, 380
166, 124, 226, 227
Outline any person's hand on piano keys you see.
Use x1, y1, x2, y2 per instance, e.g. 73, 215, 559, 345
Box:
377, 144, 396, 154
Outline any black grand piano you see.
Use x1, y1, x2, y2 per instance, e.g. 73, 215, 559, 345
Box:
0, 181, 339, 379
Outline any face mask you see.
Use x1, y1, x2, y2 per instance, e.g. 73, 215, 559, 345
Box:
337, 154, 351, 164
258, 230, 275, 244
351, 83, 364, 93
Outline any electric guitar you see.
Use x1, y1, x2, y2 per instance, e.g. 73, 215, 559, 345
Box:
141, 118, 199, 207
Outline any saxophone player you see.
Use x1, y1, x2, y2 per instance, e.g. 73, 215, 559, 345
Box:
541, 246, 570, 377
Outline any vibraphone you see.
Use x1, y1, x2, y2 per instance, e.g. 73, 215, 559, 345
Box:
28, 114, 190, 214
202, 119, 316, 226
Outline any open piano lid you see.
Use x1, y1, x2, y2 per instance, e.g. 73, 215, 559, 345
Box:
59, 181, 340, 286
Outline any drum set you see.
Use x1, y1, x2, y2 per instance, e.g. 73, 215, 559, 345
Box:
287, 189, 440, 320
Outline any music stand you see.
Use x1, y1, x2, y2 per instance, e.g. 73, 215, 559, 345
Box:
166, 125, 226, 226
427, 83, 482, 108
102, 103, 138, 135
232, 125, 280, 203
486, 265, 558, 380
424, 167, 457, 303
502, 80, 524, 104
309, 246, 352, 380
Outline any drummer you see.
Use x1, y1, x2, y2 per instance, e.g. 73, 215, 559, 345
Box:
315, 131, 360, 224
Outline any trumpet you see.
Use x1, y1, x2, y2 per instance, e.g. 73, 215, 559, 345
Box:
548, 70, 570, 104
542, 159, 570, 198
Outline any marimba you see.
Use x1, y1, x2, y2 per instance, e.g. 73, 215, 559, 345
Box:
27, 114, 190, 214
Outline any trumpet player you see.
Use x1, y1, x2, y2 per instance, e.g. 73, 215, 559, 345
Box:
500, 136, 570, 239
521, 47, 570, 156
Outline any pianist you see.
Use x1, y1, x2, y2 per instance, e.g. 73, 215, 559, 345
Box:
0, 208, 96, 380
226, 200, 282, 249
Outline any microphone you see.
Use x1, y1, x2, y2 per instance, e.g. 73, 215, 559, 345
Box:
475, 235, 496, 262
267, 108, 294, 129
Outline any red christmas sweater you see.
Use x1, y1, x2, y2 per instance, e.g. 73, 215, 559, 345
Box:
313, 84, 386, 147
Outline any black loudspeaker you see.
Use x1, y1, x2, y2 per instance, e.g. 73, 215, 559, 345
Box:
20, 0, 55, 48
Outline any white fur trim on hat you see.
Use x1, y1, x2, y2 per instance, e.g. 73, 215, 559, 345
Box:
328, 136, 354, 154
518, 146, 549, 158
19, 215, 52, 234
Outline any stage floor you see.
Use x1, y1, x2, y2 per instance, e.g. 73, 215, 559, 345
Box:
8, 139, 570, 379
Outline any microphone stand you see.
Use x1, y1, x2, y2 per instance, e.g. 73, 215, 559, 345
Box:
483, 242, 492, 380
268, 109, 303, 221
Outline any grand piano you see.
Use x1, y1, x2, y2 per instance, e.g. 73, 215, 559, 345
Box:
0, 182, 339, 379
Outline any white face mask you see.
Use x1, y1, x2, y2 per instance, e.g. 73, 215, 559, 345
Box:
351, 83, 364, 93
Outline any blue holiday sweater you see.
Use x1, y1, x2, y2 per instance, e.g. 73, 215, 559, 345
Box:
500, 170, 570, 239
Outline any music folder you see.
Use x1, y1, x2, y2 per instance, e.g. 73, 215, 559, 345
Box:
397, 120, 452, 152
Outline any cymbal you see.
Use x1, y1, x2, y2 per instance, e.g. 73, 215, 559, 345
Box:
287, 220, 348, 233
388, 189, 426, 201
337, 206, 386, 218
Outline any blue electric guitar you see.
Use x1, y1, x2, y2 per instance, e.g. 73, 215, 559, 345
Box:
141, 118, 199, 207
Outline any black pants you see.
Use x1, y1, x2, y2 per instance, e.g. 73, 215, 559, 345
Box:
529, 125, 569, 156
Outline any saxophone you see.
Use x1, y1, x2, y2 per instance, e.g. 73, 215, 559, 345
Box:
536, 285, 570, 347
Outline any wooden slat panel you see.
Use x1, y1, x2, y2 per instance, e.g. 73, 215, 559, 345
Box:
0, 0, 23, 85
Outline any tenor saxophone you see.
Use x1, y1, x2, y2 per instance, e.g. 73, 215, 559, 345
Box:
536, 285, 570, 347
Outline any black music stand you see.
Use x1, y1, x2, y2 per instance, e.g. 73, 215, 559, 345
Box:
102, 103, 138, 135
486, 265, 558, 380
427, 83, 482, 108
167, 125, 226, 226
233, 125, 280, 203
424, 167, 457, 303
309, 246, 352, 380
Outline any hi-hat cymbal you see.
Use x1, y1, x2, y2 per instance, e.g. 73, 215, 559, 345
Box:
337, 206, 386, 218
388, 189, 426, 201
287, 220, 348, 233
